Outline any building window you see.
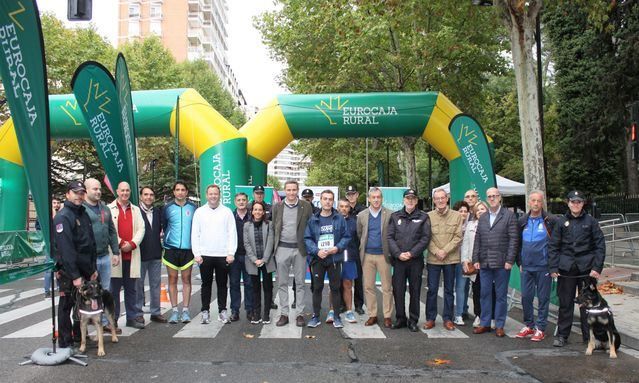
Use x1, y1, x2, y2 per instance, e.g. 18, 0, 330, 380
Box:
129, 21, 140, 37
129, 4, 140, 18
150, 21, 162, 35
150, 3, 162, 18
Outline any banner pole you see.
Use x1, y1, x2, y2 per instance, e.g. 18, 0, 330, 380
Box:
175, 96, 180, 181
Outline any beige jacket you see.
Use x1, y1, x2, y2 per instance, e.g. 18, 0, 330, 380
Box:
427, 208, 463, 265
108, 201, 145, 278
356, 207, 392, 263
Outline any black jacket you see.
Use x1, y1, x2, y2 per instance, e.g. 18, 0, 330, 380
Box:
53, 200, 97, 281
140, 206, 163, 261
234, 209, 251, 256
472, 207, 520, 268
387, 207, 431, 260
548, 210, 606, 274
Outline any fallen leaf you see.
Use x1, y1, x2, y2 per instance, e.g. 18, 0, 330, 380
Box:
598, 281, 624, 294
242, 333, 255, 339
426, 358, 451, 366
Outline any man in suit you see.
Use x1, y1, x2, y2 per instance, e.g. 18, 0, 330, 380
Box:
136, 186, 167, 323
272, 180, 313, 327
357, 187, 394, 328
472, 187, 520, 337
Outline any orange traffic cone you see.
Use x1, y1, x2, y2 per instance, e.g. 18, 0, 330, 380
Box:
160, 283, 169, 303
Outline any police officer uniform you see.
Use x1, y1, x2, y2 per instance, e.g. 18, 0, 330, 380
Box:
248, 185, 272, 221
54, 181, 98, 348
302, 189, 320, 214
548, 190, 605, 346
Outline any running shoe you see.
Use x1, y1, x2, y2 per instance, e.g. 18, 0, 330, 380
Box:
307, 316, 321, 328
531, 329, 545, 342
333, 316, 344, 329
345, 311, 357, 323
168, 310, 179, 324
515, 326, 536, 339
218, 309, 230, 324
201, 310, 210, 324
181, 310, 191, 324
325, 310, 335, 324
453, 316, 465, 326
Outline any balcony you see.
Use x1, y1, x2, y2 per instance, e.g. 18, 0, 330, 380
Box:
188, 13, 203, 28
187, 28, 202, 45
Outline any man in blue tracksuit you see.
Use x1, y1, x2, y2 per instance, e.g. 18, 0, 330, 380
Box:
515, 190, 556, 342
304, 190, 352, 329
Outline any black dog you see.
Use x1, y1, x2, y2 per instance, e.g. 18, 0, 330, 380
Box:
575, 277, 621, 358
76, 280, 119, 356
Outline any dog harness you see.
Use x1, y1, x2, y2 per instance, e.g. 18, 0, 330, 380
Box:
586, 306, 611, 315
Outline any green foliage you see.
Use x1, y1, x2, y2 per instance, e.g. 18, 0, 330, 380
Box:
544, 2, 628, 195
257, 0, 508, 191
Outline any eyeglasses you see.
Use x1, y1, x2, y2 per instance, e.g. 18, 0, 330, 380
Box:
486, 194, 500, 199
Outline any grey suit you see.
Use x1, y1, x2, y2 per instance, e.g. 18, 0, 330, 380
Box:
271, 199, 313, 316
243, 221, 276, 275
356, 207, 394, 319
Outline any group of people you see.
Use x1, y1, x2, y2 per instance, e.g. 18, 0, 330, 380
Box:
51, 177, 605, 349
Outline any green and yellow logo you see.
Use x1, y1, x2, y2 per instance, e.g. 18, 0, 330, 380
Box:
315, 96, 398, 126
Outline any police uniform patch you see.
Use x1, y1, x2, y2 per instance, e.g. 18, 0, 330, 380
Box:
397, 219, 402, 225
564, 221, 570, 227
56, 223, 63, 233
76, 219, 81, 226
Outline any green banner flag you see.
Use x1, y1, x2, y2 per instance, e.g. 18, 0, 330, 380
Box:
449, 115, 496, 203
0, 1, 52, 256
71, 61, 138, 204
379, 187, 407, 212
0, 230, 49, 284
115, 53, 139, 203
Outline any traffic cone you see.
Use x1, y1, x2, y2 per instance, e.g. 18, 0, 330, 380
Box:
160, 283, 169, 303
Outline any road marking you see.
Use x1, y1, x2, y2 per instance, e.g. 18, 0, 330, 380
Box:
260, 288, 302, 339
0, 288, 43, 306
0, 297, 60, 326
342, 311, 386, 339
174, 289, 233, 339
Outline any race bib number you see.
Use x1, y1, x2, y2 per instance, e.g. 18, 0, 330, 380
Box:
318, 234, 334, 250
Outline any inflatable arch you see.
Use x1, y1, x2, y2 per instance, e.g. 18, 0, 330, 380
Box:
0, 89, 495, 231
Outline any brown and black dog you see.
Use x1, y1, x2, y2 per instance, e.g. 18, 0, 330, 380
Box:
575, 277, 621, 359
76, 280, 119, 356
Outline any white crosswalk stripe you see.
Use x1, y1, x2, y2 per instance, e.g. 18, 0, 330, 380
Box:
260, 288, 302, 339
342, 310, 386, 339
174, 288, 232, 338
0, 288, 43, 306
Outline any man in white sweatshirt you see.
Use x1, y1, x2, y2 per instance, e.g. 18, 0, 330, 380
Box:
191, 184, 238, 324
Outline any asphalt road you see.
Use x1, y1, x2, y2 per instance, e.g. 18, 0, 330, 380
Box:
0, 275, 637, 383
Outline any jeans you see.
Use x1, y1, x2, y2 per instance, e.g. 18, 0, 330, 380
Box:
521, 269, 552, 331
251, 268, 273, 319
110, 260, 139, 321
311, 261, 342, 317
200, 256, 229, 313
96, 254, 112, 325
43, 270, 52, 293
229, 254, 254, 314
136, 259, 162, 316
426, 263, 456, 322
454, 263, 470, 317
392, 257, 424, 324
479, 267, 510, 328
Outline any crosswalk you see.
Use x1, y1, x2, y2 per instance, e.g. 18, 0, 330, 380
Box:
0, 281, 635, 360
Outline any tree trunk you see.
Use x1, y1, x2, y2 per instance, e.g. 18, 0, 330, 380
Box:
399, 136, 418, 191
499, 0, 546, 199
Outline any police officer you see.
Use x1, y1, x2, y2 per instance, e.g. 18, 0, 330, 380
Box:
549, 190, 605, 347
53, 180, 99, 349
249, 185, 272, 221
345, 185, 366, 217
302, 188, 320, 214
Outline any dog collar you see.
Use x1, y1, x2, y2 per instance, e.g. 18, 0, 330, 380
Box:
79, 309, 104, 315
586, 307, 610, 315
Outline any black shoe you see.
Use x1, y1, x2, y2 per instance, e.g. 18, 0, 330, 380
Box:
553, 337, 567, 347
408, 322, 419, 332
44, 291, 52, 299
391, 320, 407, 329
126, 319, 145, 329
354, 307, 365, 315
291, 302, 297, 309
271, 302, 278, 310
230, 312, 240, 322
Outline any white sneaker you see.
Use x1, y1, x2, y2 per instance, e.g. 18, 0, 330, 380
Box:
201, 310, 210, 324
218, 309, 230, 324
491, 319, 496, 329
453, 316, 465, 326
473, 316, 481, 328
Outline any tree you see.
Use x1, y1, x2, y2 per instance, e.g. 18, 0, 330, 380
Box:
256, 0, 507, 193
492, 0, 546, 199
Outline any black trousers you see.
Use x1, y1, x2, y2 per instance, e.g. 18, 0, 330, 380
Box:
556, 266, 590, 340
200, 256, 229, 313
251, 268, 273, 319
353, 255, 364, 309
58, 294, 76, 348
392, 256, 424, 324
311, 261, 342, 317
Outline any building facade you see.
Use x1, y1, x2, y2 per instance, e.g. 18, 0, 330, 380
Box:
267, 143, 310, 188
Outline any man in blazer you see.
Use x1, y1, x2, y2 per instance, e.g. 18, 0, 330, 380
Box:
357, 187, 394, 328
136, 186, 167, 323
271, 180, 313, 327
108, 181, 146, 329
472, 187, 520, 337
